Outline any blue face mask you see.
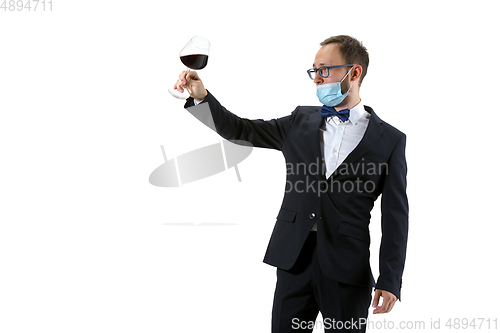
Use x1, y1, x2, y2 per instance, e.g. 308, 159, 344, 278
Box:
316, 67, 355, 107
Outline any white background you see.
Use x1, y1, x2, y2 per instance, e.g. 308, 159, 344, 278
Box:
1, 0, 499, 332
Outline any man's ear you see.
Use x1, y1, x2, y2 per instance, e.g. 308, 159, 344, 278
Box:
352, 65, 363, 81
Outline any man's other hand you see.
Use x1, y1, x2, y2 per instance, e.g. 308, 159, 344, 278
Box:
372, 289, 397, 314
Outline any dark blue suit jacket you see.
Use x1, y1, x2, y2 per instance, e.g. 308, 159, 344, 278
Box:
185, 91, 409, 300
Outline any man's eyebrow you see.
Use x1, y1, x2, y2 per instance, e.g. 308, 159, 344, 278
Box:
313, 62, 326, 68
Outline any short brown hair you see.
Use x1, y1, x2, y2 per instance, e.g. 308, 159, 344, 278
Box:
320, 35, 369, 86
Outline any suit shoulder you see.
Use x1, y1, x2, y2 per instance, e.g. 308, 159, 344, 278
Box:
381, 120, 406, 139
295, 105, 320, 112
366, 106, 406, 139
293, 105, 320, 117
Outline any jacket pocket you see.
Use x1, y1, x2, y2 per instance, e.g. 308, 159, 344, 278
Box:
363, 152, 386, 163
276, 208, 297, 223
339, 222, 370, 243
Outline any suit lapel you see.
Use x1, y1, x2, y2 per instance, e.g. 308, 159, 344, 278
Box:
330, 106, 384, 179
307, 109, 325, 178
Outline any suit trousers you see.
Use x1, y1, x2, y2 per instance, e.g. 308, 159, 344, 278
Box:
272, 231, 372, 333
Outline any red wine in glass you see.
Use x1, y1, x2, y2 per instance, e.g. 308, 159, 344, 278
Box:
180, 54, 208, 70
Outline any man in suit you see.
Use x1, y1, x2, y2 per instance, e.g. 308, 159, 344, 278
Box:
173, 35, 408, 332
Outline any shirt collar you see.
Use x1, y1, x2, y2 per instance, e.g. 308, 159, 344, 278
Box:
347, 101, 365, 125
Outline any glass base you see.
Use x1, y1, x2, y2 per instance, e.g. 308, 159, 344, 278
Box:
168, 86, 191, 99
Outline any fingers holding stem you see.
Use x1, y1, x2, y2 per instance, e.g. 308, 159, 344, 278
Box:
173, 69, 191, 93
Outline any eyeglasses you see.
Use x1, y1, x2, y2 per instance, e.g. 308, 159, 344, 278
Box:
307, 64, 354, 80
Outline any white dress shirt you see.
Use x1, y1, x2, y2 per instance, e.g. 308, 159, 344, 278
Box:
312, 102, 371, 231
320, 102, 371, 178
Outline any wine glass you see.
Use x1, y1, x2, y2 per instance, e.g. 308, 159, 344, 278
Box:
168, 36, 210, 99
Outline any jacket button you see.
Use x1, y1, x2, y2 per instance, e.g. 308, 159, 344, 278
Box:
320, 182, 328, 190
309, 213, 316, 219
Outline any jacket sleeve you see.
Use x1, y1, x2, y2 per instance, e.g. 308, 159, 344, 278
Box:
375, 133, 409, 300
184, 91, 294, 150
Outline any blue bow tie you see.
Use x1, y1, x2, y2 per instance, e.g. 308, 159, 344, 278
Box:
320, 105, 350, 122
